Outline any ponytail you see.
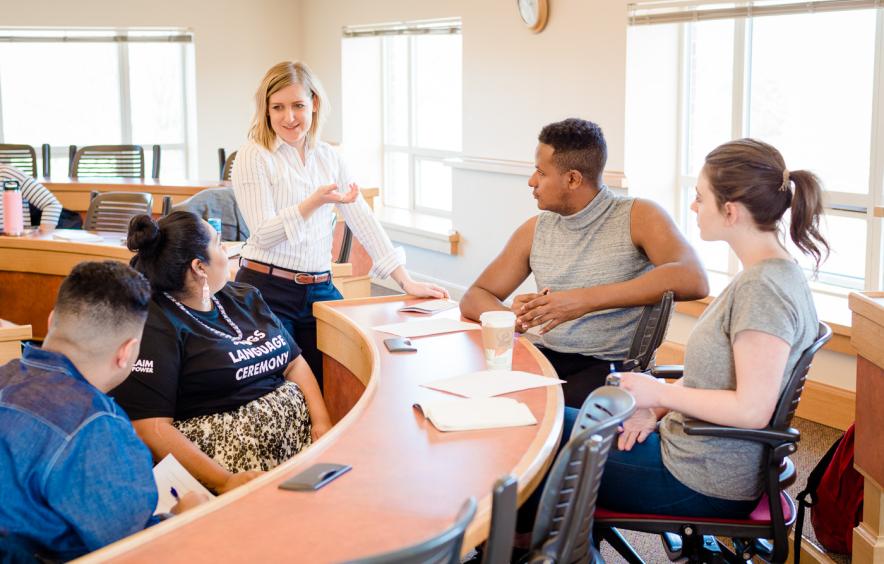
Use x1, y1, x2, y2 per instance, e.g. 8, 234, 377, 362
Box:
705, 138, 831, 271
788, 170, 829, 270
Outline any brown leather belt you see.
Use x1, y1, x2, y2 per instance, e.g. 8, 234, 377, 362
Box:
240, 259, 331, 285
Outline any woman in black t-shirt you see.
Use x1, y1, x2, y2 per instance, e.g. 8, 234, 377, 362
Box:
112, 211, 332, 494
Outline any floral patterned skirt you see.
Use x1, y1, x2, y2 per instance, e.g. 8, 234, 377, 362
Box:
173, 381, 312, 473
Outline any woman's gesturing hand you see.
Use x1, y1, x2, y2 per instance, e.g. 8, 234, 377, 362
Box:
300, 182, 360, 219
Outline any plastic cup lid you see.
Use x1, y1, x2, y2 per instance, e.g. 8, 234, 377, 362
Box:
479, 310, 516, 326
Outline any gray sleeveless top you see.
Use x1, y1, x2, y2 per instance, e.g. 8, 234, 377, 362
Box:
529, 186, 653, 359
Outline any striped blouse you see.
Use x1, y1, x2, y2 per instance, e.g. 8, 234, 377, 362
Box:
0, 164, 62, 230
232, 138, 404, 278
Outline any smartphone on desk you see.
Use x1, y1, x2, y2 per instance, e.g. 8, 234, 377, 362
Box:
278, 463, 352, 492
384, 337, 417, 353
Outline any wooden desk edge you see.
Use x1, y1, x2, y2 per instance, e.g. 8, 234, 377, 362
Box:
0, 324, 33, 341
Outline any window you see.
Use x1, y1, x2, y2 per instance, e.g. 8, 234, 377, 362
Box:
0, 29, 195, 178
341, 19, 462, 216
628, 4, 883, 294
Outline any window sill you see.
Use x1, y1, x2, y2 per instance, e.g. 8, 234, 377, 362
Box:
674, 271, 855, 355
377, 207, 460, 255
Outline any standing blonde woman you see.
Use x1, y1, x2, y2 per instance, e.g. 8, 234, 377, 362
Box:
232, 62, 447, 383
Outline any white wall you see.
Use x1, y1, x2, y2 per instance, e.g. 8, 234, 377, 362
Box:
300, 0, 629, 294
3, 0, 304, 178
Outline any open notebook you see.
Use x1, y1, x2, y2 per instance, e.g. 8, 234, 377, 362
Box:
413, 397, 537, 432
153, 454, 215, 513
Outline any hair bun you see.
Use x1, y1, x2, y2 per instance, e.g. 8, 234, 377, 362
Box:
126, 214, 162, 255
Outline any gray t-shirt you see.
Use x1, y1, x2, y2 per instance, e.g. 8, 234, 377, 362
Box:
659, 259, 818, 500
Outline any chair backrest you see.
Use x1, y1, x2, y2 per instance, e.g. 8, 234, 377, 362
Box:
481, 475, 518, 564
221, 150, 237, 181
622, 290, 675, 372
84, 191, 153, 232
71, 145, 145, 178
771, 322, 832, 431
151, 144, 161, 179
764, 321, 831, 562
530, 386, 636, 563
0, 144, 38, 178
170, 187, 250, 241
344, 497, 477, 564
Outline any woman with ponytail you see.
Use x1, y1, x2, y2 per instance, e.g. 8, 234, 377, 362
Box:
593, 138, 828, 516
111, 211, 332, 494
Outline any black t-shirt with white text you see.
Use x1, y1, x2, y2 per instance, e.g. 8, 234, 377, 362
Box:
111, 282, 301, 421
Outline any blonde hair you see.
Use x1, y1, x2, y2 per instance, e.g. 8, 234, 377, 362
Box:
248, 61, 328, 151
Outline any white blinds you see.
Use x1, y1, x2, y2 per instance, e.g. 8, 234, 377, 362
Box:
0, 29, 192, 43
628, 0, 879, 25
342, 18, 461, 38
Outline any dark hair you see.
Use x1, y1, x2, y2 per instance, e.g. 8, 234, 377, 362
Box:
538, 118, 607, 184
55, 261, 151, 329
704, 138, 829, 269
127, 211, 212, 293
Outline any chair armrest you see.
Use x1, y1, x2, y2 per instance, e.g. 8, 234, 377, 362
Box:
649, 365, 684, 379
682, 419, 799, 446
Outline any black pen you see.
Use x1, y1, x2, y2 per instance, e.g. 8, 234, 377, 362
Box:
170, 487, 180, 502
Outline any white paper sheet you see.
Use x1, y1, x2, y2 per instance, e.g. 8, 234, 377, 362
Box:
372, 318, 480, 338
52, 230, 104, 243
397, 299, 459, 314
414, 397, 537, 431
153, 454, 215, 514
421, 369, 565, 398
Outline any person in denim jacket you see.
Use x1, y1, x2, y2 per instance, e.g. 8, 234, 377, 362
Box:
0, 262, 203, 562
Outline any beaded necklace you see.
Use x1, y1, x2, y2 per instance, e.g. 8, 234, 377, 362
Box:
163, 292, 245, 343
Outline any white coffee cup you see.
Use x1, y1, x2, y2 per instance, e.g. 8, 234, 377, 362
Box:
479, 311, 517, 370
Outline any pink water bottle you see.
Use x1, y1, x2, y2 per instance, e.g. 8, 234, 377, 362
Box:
3, 180, 24, 236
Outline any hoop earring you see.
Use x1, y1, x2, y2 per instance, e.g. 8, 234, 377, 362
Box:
202, 278, 211, 309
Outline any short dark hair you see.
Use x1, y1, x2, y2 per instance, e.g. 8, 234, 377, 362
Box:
538, 118, 607, 184
55, 261, 151, 329
127, 211, 212, 293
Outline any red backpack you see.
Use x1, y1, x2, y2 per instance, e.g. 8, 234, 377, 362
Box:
794, 424, 864, 560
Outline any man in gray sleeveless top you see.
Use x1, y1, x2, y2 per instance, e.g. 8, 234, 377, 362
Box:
461, 119, 708, 407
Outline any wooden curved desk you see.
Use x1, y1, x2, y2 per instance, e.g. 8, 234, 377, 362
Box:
0, 231, 364, 339
75, 296, 564, 563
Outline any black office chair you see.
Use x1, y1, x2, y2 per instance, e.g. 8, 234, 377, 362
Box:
0, 144, 38, 177
483, 386, 637, 564
594, 322, 832, 564
344, 497, 477, 564
621, 290, 675, 373
218, 148, 238, 181
84, 191, 153, 232
70, 145, 154, 178
331, 213, 354, 264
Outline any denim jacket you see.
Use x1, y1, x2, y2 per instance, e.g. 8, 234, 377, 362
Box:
0, 345, 158, 561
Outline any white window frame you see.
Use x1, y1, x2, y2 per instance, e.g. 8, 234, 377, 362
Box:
379, 31, 461, 218
674, 9, 884, 295
0, 28, 195, 178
